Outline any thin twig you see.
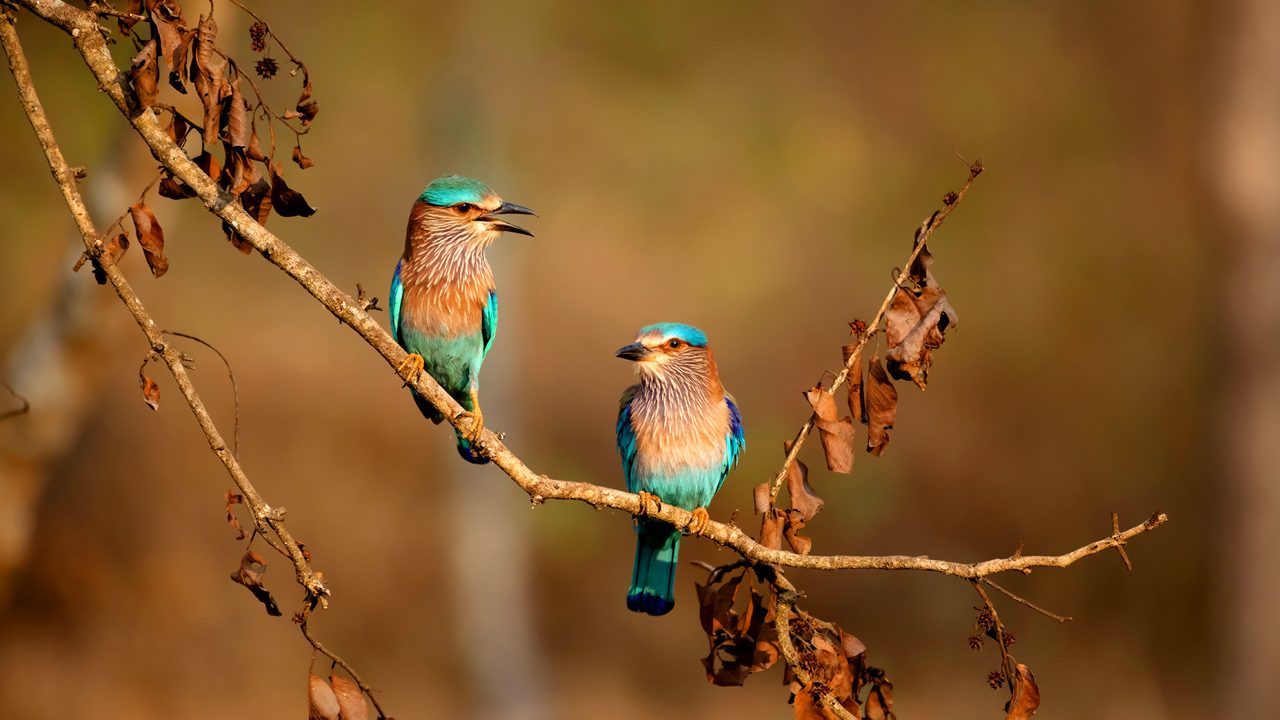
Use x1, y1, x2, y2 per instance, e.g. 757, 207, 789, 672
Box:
299, 606, 390, 720
773, 575, 857, 720
163, 330, 240, 459
972, 580, 1015, 685
768, 163, 983, 504
0, 0, 325, 605
222, 0, 304, 66
980, 577, 1072, 623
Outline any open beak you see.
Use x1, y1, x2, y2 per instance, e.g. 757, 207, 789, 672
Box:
615, 342, 651, 361
481, 200, 536, 237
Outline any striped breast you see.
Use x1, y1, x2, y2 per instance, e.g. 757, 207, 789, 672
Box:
627, 386, 733, 510
397, 203, 495, 340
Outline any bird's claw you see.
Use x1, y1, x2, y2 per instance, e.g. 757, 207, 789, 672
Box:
686, 506, 710, 536
456, 405, 485, 445
397, 353, 425, 386
637, 491, 663, 517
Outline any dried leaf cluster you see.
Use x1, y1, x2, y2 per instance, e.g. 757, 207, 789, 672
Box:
85, 0, 318, 282
707, 165, 1029, 719
695, 564, 895, 719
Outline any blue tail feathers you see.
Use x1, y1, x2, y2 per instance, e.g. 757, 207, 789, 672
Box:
455, 434, 489, 465
628, 521, 680, 616
412, 391, 488, 465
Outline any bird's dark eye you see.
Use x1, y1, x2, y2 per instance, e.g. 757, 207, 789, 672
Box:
455, 203, 473, 213
667, 339, 681, 350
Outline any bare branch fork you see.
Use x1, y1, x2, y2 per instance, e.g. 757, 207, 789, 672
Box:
4, 0, 1169, 714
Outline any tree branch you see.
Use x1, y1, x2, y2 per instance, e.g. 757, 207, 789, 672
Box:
768, 162, 982, 504
7, 0, 1169, 586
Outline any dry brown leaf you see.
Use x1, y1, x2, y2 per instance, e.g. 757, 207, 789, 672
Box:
225, 76, 248, 148
329, 675, 368, 720
283, 66, 319, 127
91, 232, 130, 285
190, 15, 222, 144
166, 112, 191, 146
782, 510, 813, 555
865, 356, 897, 456
128, 202, 169, 277
116, 0, 143, 33
292, 144, 315, 170
166, 27, 194, 93
885, 286, 958, 390
230, 549, 281, 616
842, 344, 865, 424
750, 639, 780, 674
760, 509, 783, 550
865, 685, 888, 720
128, 39, 159, 110
907, 233, 935, 286
1004, 663, 1040, 720
223, 175, 271, 254
139, 372, 160, 411
224, 490, 244, 540
753, 481, 771, 515
308, 673, 340, 720
804, 386, 855, 473
839, 628, 867, 661
793, 683, 837, 720
782, 440, 823, 522
270, 163, 317, 217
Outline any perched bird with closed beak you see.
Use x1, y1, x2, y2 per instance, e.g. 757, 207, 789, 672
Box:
615, 323, 745, 615
390, 175, 535, 463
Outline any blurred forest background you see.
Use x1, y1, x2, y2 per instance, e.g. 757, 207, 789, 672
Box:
1, 0, 1276, 718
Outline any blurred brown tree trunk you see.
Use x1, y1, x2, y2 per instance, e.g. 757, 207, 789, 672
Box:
1215, 0, 1280, 715
0, 131, 138, 602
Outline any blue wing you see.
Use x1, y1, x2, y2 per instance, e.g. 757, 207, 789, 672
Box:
389, 259, 405, 346
716, 395, 746, 493
481, 289, 498, 359
616, 385, 640, 492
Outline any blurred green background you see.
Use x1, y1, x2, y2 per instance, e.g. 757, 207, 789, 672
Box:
1, 1, 1273, 718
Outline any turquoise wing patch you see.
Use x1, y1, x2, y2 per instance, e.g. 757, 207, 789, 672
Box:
481, 290, 498, 358
389, 259, 405, 345
616, 386, 640, 493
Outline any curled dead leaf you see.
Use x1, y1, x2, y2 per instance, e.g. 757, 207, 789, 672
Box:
191, 15, 223, 144
139, 372, 160, 411
128, 201, 169, 277
308, 673, 340, 720
224, 490, 244, 540
292, 144, 315, 170
225, 75, 248, 148
885, 286, 958, 390
1004, 663, 1040, 720
804, 386, 855, 474
128, 39, 159, 110
91, 232, 130, 285
782, 510, 813, 555
842, 343, 865, 424
782, 441, 823, 522
329, 674, 368, 720
270, 163, 317, 217
865, 356, 898, 456
230, 549, 281, 616
753, 481, 771, 515
759, 508, 783, 550
283, 65, 319, 127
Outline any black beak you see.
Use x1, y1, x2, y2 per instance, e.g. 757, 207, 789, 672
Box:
615, 342, 650, 361
481, 200, 536, 237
